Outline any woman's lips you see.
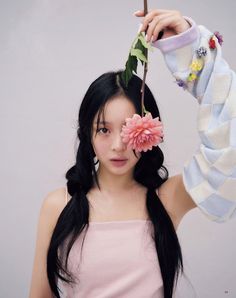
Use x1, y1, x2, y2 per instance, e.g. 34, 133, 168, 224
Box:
110, 159, 128, 167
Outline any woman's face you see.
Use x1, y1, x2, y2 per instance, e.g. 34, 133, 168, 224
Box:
91, 95, 141, 176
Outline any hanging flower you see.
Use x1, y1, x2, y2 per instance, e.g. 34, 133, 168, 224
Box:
196, 46, 207, 58
209, 36, 216, 49
214, 31, 223, 46
120, 113, 164, 152
190, 60, 203, 72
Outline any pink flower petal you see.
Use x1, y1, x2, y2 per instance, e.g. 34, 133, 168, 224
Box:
120, 113, 164, 152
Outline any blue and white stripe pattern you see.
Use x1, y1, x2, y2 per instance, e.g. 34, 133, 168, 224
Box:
153, 17, 236, 222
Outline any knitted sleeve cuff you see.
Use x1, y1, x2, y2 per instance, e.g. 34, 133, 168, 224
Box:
152, 16, 200, 53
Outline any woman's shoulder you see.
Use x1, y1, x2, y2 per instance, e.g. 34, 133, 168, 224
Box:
29, 187, 67, 297
43, 187, 67, 208
40, 187, 67, 229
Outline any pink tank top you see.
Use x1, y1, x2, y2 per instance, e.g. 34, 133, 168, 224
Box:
59, 219, 164, 298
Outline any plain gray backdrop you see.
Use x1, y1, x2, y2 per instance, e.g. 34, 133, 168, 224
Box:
0, 0, 236, 297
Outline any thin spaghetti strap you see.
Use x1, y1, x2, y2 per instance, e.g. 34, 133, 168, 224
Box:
65, 185, 72, 205
65, 185, 69, 205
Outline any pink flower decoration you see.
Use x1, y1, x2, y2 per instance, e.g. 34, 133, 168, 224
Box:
120, 113, 164, 152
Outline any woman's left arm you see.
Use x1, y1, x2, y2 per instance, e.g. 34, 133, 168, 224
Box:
137, 9, 236, 223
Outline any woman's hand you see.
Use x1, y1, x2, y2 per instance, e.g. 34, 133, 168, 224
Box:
134, 9, 191, 42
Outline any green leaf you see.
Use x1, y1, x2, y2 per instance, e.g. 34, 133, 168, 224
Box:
135, 38, 145, 53
121, 54, 138, 86
121, 32, 152, 86
130, 48, 147, 63
133, 39, 145, 65
131, 35, 140, 49
128, 54, 138, 73
137, 33, 153, 51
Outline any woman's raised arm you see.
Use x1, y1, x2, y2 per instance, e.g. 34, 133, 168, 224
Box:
137, 9, 236, 223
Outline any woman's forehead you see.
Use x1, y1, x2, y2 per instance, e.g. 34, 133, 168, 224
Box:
94, 96, 136, 124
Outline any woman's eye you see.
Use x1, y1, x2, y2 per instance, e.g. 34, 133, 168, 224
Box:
97, 127, 109, 134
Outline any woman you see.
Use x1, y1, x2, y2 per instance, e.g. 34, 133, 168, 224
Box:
29, 8, 236, 298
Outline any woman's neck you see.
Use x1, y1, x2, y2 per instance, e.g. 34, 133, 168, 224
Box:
94, 167, 138, 194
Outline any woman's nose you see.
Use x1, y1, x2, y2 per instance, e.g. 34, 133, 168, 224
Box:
111, 132, 126, 151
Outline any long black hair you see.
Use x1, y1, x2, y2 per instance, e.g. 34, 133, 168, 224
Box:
47, 71, 184, 298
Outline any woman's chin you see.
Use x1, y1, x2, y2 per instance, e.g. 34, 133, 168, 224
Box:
98, 162, 135, 176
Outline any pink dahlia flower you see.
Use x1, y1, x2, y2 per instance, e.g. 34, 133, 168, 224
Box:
120, 113, 164, 152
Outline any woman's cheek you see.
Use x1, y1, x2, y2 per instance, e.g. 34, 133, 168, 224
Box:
94, 138, 110, 157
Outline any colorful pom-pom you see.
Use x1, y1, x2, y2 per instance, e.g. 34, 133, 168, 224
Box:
187, 73, 197, 82
214, 31, 223, 46
196, 46, 207, 58
190, 60, 203, 72
175, 79, 188, 90
209, 37, 216, 49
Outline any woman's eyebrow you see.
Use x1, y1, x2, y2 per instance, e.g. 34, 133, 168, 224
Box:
94, 120, 126, 125
96, 120, 110, 124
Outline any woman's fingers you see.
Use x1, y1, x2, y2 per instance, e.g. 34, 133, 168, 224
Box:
133, 10, 145, 17
134, 9, 172, 17
134, 9, 190, 42
136, 10, 172, 33
145, 13, 173, 42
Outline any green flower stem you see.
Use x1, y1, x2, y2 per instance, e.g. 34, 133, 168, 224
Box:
141, 0, 148, 117
141, 48, 148, 117
143, 104, 149, 115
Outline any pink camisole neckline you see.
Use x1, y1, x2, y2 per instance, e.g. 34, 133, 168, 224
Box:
58, 219, 164, 298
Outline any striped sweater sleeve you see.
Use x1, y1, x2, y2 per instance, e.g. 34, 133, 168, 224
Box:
153, 17, 236, 222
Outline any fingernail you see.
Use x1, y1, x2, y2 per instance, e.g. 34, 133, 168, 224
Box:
145, 34, 149, 42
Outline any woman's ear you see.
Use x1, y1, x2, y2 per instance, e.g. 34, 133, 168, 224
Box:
90, 141, 98, 165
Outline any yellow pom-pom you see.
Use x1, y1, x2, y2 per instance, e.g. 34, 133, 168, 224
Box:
190, 60, 203, 72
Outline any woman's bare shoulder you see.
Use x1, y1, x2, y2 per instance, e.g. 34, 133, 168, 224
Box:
29, 187, 67, 298
40, 187, 67, 228
43, 187, 67, 208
